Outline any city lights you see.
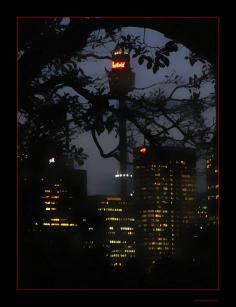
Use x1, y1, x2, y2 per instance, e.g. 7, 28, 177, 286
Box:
139, 147, 147, 154
19, 20, 218, 289
49, 157, 55, 164
115, 173, 132, 178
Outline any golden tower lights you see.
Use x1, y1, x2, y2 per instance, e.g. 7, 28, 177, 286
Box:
108, 48, 135, 198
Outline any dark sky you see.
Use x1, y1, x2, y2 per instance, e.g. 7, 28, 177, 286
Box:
60, 25, 214, 195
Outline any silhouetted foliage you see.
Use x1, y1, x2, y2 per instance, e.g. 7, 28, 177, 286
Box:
18, 18, 216, 169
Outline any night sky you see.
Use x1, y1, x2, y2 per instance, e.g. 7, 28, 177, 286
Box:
58, 24, 215, 195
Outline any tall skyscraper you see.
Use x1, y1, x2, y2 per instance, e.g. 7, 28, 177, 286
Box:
133, 146, 197, 267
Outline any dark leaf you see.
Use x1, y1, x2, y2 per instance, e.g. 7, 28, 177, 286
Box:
160, 54, 170, 67
147, 61, 152, 69
153, 63, 159, 74
138, 55, 144, 65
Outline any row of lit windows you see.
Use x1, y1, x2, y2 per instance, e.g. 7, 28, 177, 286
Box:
42, 222, 78, 227
98, 208, 123, 212
148, 247, 171, 251
148, 241, 171, 246
45, 207, 56, 211
120, 227, 134, 231
43, 195, 60, 199
208, 184, 219, 189
111, 249, 135, 254
141, 218, 174, 223
106, 217, 135, 222
142, 209, 168, 213
108, 230, 133, 234
110, 254, 134, 258
44, 201, 56, 205
208, 195, 219, 200
44, 190, 63, 196
141, 214, 162, 218
109, 240, 127, 244
100, 201, 127, 205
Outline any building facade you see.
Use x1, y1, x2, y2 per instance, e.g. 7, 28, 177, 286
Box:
87, 195, 136, 267
133, 146, 197, 266
206, 152, 219, 225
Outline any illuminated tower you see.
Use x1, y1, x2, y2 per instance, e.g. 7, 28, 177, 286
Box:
133, 146, 197, 267
108, 48, 135, 199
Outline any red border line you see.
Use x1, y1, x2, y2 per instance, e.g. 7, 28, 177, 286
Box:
16, 15, 220, 292
16, 16, 221, 20
16, 17, 19, 291
17, 288, 219, 291
217, 17, 220, 291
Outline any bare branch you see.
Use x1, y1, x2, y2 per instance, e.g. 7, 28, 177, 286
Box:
91, 128, 120, 159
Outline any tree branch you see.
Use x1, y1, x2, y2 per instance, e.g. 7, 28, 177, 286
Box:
91, 128, 120, 159
80, 53, 112, 60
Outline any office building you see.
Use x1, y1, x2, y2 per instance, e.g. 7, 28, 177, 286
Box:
206, 152, 219, 225
133, 146, 197, 266
87, 195, 135, 267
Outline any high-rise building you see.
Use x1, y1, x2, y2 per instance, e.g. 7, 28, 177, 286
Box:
20, 154, 87, 232
87, 195, 136, 267
133, 146, 197, 266
195, 192, 208, 226
114, 171, 133, 196
206, 152, 219, 225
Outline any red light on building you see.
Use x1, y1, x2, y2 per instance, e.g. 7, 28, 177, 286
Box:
139, 147, 147, 154
112, 61, 126, 69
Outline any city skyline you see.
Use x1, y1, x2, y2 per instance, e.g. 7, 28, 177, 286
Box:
17, 17, 219, 291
